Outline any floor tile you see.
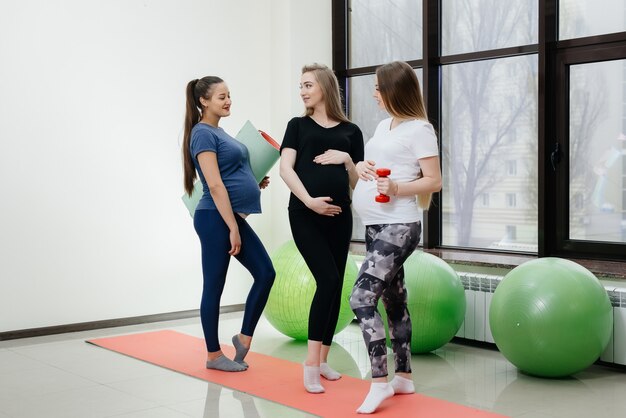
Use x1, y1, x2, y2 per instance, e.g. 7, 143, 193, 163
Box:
0, 384, 157, 418
12, 341, 170, 384
107, 372, 210, 406
0, 364, 97, 398
0, 349, 47, 375
106, 406, 192, 418
168, 385, 318, 418
513, 412, 557, 418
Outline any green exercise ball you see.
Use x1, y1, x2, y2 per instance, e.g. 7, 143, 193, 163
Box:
378, 251, 466, 353
264, 240, 358, 341
489, 257, 613, 378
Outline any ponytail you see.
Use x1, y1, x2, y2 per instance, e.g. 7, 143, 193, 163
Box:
182, 76, 224, 196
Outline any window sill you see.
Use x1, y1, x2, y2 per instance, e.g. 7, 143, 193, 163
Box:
349, 243, 626, 281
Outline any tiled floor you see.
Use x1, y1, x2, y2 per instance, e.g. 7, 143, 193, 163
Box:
1, 312, 625, 418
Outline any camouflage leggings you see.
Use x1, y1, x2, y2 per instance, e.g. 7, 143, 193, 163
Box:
349, 221, 421, 378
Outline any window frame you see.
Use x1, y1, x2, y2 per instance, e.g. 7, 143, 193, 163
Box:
333, 0, 626, 262
552, 41, 626, 259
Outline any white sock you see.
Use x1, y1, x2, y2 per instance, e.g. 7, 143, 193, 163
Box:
320, 362, 341, 380
303, 363, 325, 393
390, 375, 415, 394
356, 382, 394, 414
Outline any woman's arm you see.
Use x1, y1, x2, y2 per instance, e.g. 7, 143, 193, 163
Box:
280, 148, 342, 216
197, 151, 241, 255
376, 156, 442, 196
346, 159, 359, 189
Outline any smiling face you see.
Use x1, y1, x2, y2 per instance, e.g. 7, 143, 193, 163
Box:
200, 82, 231, 119
299, 72, 324, 110
373, 75, 386, 111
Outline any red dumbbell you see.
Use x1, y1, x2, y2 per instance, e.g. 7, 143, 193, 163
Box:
375, 168, 392, 203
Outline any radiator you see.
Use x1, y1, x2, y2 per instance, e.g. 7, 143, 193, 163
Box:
454, 272, 626, 366
601, 287, 626, 365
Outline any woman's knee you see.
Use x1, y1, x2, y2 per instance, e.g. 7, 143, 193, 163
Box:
257, 263, 275, 288
315, 274, 341, 293
350, 285, 375, 312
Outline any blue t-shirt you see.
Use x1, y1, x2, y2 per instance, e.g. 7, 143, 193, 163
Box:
190, 123, 261, 214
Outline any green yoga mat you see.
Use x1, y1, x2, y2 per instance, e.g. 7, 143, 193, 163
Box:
181, 120, 280, 217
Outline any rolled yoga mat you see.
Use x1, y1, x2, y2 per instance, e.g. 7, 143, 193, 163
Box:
182, 120, 280, 217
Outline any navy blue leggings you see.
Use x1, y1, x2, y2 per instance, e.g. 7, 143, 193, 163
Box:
194, 209, 275, 352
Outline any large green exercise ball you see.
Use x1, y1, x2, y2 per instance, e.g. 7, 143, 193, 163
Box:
264, 240, 358, 341
489, 257, 613, 378
378, 251, 466, 353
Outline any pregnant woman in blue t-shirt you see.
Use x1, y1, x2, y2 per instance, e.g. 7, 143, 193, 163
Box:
182, 76, 275, 372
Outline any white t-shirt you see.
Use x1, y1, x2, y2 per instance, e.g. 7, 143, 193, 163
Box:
352, 118, 439, 226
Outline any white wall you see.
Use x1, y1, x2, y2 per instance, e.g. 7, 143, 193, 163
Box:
267, 0, 333, 250
0, 0, 332, 333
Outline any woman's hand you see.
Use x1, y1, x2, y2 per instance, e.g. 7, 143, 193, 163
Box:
356, 160, 377, 181
259, 176, 270, 189
377, 177, 397, 196
313, 149, 349, 166
229, 228, 241, 256
306, 196, 343, 216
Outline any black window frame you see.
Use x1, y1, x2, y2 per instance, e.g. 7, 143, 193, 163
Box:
332, 0, 626, 262
553, 40, 626, 259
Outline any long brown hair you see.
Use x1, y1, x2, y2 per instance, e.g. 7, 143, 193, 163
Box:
301, 63, 349, 123
182, 76, 224, 196
376, 61, 434, 209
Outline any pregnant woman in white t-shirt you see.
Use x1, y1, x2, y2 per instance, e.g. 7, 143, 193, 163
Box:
349, 61, 442, 414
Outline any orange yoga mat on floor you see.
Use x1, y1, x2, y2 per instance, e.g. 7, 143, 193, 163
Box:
87, 330, 507, 418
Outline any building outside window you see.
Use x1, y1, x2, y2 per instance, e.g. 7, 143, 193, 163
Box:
506, 193, 517, 208
506, 160, 518, 176
482, 193, 490, 207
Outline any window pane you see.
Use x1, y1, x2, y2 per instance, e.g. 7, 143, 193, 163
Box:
349, 0, 422, 68
348, 75, 388, 143
349, 74, 386, 240
569, 59, 626, 244
348, 70, 424, 240
441, 56, 538, 252
348, 70, 423, 141
560, 0, 626, 40
442, 0, 537, 55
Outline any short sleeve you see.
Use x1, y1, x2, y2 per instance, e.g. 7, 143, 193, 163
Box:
280, 118, 300, 154
413, 123, 439, 159
349, 124, 365, 163
191, 128, 218, 158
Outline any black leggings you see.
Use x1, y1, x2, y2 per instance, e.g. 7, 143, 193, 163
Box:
289, 208, 352, 345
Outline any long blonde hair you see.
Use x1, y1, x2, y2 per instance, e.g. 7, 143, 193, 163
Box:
377, 61, 435, 209
301, 63, 349, 123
